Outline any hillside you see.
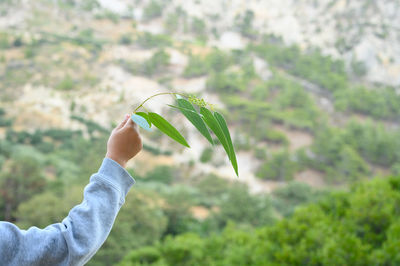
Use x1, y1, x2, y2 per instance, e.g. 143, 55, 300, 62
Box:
1, 0, 399, 190
0, 1, 400, 265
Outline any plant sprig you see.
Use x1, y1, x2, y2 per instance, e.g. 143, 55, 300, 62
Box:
131, 93, 238, 177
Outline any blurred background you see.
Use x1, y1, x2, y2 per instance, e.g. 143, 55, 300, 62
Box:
1, 0, 400, 265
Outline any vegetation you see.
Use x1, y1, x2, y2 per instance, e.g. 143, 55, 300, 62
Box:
191, 17, 207, 41
143, 1, 163, 21
199, 147, 213, 163
136, 32, 172, 49
257, 150, 297, 181
235, 10, 257, 38
183, 55, 208, 78
183, 49, 232, 78
119, 34, 133, 45
0, 108, 12, 127
0, 32, 10, 49
335, 86, 400, 119
120, 176, 400, 266
56, 75, 75, 91
251, 37, 348, 93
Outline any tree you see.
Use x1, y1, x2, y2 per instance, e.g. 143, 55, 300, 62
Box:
191, 18, 207, 41
235, 10, 257, 38
119, 176, 400, 265
161, 186, 197, 236
272, 182, 327, 217
0, 147, 46, 221
15, 186, 83, 229
210, 184, 276, 228
143, 1, 163, 21
257, 150, 297, 181
89, 188, 168, 266
183, 55, 208, 78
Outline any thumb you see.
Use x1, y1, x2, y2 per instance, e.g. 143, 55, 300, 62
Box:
116, 114, 130, 130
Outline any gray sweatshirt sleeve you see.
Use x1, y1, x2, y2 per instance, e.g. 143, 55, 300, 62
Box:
0, 158, 135, 266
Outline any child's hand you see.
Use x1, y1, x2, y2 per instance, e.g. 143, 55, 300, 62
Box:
106, 114, 142, 168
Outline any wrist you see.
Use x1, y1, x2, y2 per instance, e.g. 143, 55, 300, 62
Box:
105, 153, 127, 168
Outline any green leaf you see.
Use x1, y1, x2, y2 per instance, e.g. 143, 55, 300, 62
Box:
200, 107, 238, 176
214, 112, 238, 176
167, 104, 198, 114
136, 112, 152, 127
175, 99, 214, 145
148, 112, 190, 148
131, 113, 152, 131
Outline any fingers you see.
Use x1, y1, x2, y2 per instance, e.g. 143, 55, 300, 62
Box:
116, 114, 130, 130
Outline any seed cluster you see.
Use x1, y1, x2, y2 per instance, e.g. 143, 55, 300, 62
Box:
188, 95, 214, 110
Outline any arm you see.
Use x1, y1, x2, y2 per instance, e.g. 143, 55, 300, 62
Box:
0, 114, 142, 266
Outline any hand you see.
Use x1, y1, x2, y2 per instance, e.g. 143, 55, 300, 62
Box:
106, 114, 142, 168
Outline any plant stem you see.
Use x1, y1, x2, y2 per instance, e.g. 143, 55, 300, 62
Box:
133, 92, 188, 113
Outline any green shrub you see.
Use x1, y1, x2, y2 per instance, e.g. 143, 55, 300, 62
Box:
136, 32, 172, 49
0, 140, 12, 158
183, 55, 208, 78
251, 40, 348, 92
251, 82, 269, 101
144, 165, 174, 184
183, 49, 232, 79
142, 143, 171, 156
119, 247, 161, 266
254, 147, 267, 160
139, 49, 170, 76
264, 129, 288, 144
119, 34, 133, 45
199, 147, 213, 163
164, 13, 180, 33
343, 121, 400, 167
13, 36, 23, 47
392, 163, 400, 175
0, 117, 12, 127
351, 59, 368, 77
80, 0, 100, 11
24, 46, 35, 58
303, 121, 400, 182
210, 184, 276, 228
56, 76, 74, 91
191, 17, 206, 40
334, 86, 400, 119
95, 10, 119, 23
206, 71, 248, 93
272, 181, 327, 217
235, 10, 257, 38
327, 145, 370, 182
257, 150, 297, 181
143, 1, 163, 21
0, 32, 9, 49
205, 49, 232, 72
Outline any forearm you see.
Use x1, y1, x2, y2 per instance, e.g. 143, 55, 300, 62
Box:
0, 158, 135, 266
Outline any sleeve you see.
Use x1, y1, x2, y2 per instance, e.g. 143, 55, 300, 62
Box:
0, 158, 135, 266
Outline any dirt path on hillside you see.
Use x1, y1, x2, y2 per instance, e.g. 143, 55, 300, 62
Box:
272, 124, 313, 152
294, 169, 326, 188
